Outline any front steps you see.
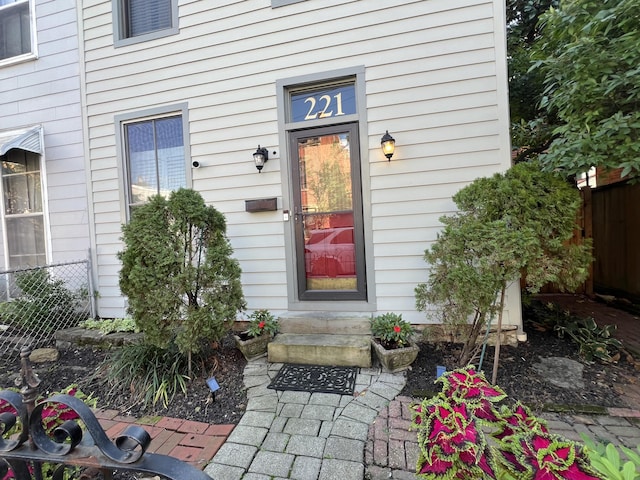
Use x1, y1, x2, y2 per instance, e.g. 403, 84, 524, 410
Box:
268, 333, 371, 367
267, 313, 372, 367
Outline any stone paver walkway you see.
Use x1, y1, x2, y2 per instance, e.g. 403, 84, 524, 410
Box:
201, 358, 640, 480
204, 359, 406, 480
95, 359, 640, 480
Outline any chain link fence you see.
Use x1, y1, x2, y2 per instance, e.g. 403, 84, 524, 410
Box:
0, 260, 96, 361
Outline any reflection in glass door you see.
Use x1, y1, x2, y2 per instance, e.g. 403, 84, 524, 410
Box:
291, 124, 366, 300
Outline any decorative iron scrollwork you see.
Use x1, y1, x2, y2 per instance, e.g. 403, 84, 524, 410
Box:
0, 347, 212, 480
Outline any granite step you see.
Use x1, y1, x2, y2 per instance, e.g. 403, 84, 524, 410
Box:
268, 333, 371, 367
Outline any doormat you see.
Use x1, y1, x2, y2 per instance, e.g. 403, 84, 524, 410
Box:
267, 364, 358, 395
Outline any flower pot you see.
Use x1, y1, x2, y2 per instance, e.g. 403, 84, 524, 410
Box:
371, 338, 419, 373
234, 333, 271, 361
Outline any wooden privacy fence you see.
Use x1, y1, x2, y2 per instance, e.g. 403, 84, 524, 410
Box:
590, 181, 640, 301
536, 180, 640, 302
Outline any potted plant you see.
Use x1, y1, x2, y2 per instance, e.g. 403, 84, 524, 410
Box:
370, 312, 419, 372
234, 309, 279, 361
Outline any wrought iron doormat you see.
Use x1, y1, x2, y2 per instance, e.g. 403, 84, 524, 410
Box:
267, 364, 357, 395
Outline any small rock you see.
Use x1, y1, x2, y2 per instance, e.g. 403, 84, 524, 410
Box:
595, 294, 616, 304
532, 357, 584, 389
29, 348, 60, 363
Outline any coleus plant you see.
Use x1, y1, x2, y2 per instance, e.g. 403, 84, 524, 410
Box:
410, 366, 601, 480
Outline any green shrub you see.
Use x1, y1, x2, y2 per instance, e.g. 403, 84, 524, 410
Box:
118, 188, 245, 376
2, 269, 79, 333
415, 161, 592, 376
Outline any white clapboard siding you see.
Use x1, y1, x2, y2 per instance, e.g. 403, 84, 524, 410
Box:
0, 0, 90, 267
80, 0, 515, 325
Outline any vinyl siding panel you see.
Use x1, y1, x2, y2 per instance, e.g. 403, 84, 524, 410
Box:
0, 0, 90, 267
81, 0, 516, 326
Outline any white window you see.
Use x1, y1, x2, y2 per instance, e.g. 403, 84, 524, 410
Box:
113, 0, 178, 47
0, 0, 36, 66
1, 149, 46, 268
116, 105, 190, 218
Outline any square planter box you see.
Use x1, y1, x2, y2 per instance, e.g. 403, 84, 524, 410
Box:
371, 338, 419, 373
234, 333, 271, 361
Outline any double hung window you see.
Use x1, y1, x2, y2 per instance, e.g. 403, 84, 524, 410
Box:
0, 0, 36, 65
113, 0, 178, 47
119, 109, 188, 217
1, 149, 45, 268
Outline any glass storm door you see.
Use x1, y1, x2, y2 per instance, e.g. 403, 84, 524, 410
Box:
291, 124, 366, 301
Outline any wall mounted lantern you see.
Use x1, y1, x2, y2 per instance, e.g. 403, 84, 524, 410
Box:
381, 131, 395, 161
253, 145, 269, 172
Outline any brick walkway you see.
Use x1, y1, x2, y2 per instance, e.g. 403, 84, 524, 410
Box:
365, 396, 418, 480
94, 409, 235, 470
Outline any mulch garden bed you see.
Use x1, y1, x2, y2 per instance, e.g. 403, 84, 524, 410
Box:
1, 298, 638, 425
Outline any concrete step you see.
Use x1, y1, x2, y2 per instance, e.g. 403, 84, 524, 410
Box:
268, 333, 371, 368
277, 312, 372, 335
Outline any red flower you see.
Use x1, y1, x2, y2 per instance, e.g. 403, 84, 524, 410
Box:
258, 321, 265, 329
393, 325, 401, 333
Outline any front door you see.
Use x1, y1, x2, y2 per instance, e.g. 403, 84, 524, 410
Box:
291, 123, 366, 301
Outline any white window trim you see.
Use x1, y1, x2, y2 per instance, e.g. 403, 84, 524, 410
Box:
112, 0, 179, 48
0, 0, 38, 68
0, 126, 51, 270
114, 103, 192, 223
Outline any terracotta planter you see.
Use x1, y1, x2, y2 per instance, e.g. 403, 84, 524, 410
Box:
234, 333, 271, 361
371, 338, 419, 373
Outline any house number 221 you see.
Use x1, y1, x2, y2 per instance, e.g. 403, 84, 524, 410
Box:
303, 93, 345, 120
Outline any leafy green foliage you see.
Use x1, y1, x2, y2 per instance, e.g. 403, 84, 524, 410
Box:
581, 434, 640, 480
103, 342, 190, 409
507, 0, 559, 123
118, 188, 245, 365
532, 0, 640, 178
526, 301, 623, 363
410, 366, 601, 479
415, 162, 592, 366
1, 269, 82, 334
79, 317, 139, 334
244, 309, 279, 338
555, 317, 623, 363
371, 313, 415, 348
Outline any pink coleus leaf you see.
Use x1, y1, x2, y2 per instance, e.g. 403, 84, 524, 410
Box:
495, 432, 600, 480
493, 402, 549, 441
437, 366, 507, 406
417, 447, 455, 476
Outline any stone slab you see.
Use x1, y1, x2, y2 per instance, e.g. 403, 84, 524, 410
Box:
268, 333, 371, 367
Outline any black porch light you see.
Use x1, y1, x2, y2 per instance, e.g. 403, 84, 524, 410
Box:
381, 131, 395, 161
253, 145, 269, 172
